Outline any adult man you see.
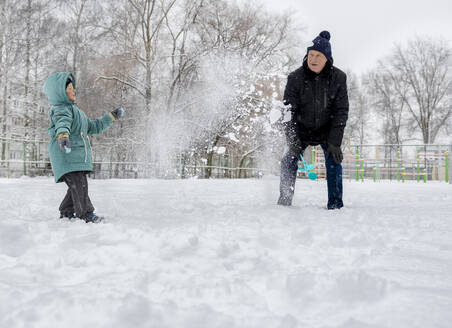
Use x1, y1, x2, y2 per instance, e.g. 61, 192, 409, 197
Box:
278, 31, 349, 209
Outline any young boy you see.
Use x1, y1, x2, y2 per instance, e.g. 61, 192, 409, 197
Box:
43, 72, 124, 222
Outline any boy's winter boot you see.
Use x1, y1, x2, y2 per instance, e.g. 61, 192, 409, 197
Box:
60, 211, 76, 219
83, 212, 104, 223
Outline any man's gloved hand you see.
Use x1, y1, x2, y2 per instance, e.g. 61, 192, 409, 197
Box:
57, 133, 71, 153
110, 107, 125, 120
279, 100, 293, 123
326, 143, 343, 164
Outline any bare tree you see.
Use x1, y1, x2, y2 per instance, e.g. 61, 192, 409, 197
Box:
344, 72, 369, 146
163, 0, 204, 109
365, 69, 407, 145
94, 0, 178, 175
0, 0, 23, 161
181, 0, 298, 177
380, 37, 452, 143
113, 0, 178, 113
56, 0, 98, 77
193, 0, 296, 69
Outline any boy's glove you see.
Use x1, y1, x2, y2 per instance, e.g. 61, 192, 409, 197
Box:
326, 143, 343, 164
110, 107, 125, 120
57, 133, 71, 153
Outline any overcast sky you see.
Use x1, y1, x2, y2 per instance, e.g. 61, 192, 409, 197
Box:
258, 0, 452, 75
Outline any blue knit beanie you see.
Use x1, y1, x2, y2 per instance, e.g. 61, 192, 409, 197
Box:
307, 31, 333, 64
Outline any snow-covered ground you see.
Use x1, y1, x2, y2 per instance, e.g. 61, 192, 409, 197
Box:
0, 176, 451, 328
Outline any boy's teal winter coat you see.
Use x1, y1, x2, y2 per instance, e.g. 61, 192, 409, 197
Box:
43, 72, 114, 182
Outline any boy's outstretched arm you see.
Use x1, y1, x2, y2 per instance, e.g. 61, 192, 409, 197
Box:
87, 108, 125, 136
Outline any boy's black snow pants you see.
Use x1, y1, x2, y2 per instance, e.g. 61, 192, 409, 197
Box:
59, 171, 94, 219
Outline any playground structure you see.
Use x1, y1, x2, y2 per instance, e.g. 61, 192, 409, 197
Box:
305, 144, 451, 183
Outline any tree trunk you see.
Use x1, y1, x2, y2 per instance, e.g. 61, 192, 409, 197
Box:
72, 0, 86, 76
239, 156, 247, 178
206, 135, 220, 178
0, 1, 7, 163
1, 77, 8, 162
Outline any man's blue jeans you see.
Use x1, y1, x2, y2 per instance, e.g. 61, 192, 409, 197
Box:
278, 144, 343, 209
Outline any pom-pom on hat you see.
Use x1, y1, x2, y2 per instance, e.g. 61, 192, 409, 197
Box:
307, 30, 333, 64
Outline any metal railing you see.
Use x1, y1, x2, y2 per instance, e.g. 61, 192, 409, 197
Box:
0, 137, 264, 179
1, 137, 450, 183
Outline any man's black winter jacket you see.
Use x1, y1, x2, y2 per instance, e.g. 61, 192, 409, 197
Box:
283, 60, 349, 148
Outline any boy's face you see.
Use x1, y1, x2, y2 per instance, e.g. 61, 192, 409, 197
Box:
66, 82, 76, 102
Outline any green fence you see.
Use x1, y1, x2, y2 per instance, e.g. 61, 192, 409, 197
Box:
324, 144, 451, 183
1, 137, 451, 183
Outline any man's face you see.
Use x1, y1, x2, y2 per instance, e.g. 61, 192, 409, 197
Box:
307, 50, 327, 74
66, 82, 76, 102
